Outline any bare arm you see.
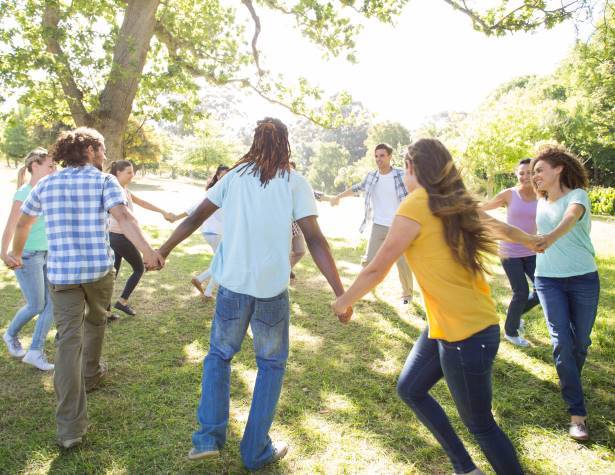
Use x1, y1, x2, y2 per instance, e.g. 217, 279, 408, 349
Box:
158, 198, 218, 258
169, 212, 188, 223
478, 210, 542, 250
1, 201, 23, 264
540, 203, 585, 249
333, 215, 420, 315
481, 189, 511, 211
330, 187, 355, 206
8, 213, 38, 268
109, 204, 164, 270
297, 215, 352, 323
131, 193, 173, 221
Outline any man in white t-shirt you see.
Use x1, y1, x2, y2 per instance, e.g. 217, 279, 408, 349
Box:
332, 143, 413, 303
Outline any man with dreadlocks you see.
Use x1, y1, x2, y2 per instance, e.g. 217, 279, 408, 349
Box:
158, 117, 352, 470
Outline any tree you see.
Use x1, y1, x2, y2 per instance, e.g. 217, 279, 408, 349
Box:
1, 106, 35, 167
364, 121, 412, 161
0, 1, 595, 165
308, 142, 351, 192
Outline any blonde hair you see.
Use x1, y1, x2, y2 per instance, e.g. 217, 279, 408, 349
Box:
17, 148, 48, 188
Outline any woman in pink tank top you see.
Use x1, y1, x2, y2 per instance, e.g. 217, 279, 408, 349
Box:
482, 159, 541, 347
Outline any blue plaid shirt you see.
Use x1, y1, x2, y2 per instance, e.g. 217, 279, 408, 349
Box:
351, 168, 408, 233
21, 165, 126, 285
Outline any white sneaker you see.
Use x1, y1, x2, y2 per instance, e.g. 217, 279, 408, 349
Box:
22, 350, 54, 371
504, 334, 530, 347
519, 319, 526, 334
3, 332, 26, 358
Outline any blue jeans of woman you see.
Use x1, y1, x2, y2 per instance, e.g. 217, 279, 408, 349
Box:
535, 271, 600, 417
7, 250, 54, 351
192, 286, 289, 471
397, 325, 523, 474
501, 256, 540, 337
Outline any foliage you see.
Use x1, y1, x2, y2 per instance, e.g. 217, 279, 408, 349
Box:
307, 142, 351, 192
589, 187, 615, 216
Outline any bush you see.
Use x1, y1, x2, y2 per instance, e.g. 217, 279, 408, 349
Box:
588, 187, 615, 216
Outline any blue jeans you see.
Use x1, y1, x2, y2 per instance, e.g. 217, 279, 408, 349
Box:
535, 272, 600, 417
192, 286, 289, 471
7, 250, 54, 351
501, 256, 540, 337
397, 325, 523, 474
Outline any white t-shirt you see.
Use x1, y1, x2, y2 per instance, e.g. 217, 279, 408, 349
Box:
371, 171, 398, 227
187, 196, 224, 235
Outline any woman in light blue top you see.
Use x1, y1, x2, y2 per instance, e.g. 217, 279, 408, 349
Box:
531, 145, 599, 442
1, 148, 56, 371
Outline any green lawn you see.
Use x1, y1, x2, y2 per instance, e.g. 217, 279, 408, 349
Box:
0, 223, 613, 474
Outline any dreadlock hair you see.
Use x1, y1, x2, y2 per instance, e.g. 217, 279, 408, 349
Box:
530, 145, 589, 199
231, 117, 291, 187
406, 138, 497, 275
17, 148, 48, 188
207, 165, 230, 190
50, 127, 105, 168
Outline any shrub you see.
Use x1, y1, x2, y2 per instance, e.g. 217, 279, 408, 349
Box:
588, 187, 615, 216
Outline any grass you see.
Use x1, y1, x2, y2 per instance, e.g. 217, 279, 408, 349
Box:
0, 169, 613, 474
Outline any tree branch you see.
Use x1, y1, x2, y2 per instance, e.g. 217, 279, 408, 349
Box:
41, 1, 91, 125
241, 0, 266, 77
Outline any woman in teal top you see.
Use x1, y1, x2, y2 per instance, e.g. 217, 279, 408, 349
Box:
531, 146, 599, 442
1, 148, 56, 371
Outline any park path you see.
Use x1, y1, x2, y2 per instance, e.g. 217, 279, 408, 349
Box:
0, 166, 613, 257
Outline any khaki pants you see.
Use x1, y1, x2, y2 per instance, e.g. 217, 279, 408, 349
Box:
49, 271, 114, 441
363, 223, 413, 298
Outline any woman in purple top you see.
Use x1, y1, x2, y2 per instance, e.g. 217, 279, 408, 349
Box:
482, 158, 540, 347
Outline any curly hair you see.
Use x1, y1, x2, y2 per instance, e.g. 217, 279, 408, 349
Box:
531, 145, 589, 198
406, 139, 497, 275
231, 117, 291, 187
50, 127, 105, 168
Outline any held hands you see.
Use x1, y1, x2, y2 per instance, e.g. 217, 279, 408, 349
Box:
143, 248, 165, 271
331, 297, 353, 324
526, 233, 553, 253
163, 211, 176, 223
330, 196, 340, 207
1, 251, 22, 270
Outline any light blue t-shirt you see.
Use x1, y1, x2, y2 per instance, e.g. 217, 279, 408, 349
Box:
535, 188, 597, 278
207, 165, 318, 298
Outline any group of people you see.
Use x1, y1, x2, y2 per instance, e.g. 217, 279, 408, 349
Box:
1, 119, 600, 474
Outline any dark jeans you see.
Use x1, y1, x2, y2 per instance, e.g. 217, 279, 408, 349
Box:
535, 271, 600, 417
397, 325, 523, 475
501, 256, 540, 337
109, 232, 144, 300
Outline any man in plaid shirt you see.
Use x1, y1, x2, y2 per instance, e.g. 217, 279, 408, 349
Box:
8, 127, 163, 448
332, 143, 413, 303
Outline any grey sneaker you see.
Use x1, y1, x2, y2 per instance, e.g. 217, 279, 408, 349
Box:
187, 447, 220, 460
58, 437, 82, 449
3, 332, 26, 358
267, 441, 288, 465
22, 350, 54, 371
569, 421, 589, 441
504, 334, 530, 347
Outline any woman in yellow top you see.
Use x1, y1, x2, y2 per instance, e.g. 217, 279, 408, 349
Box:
333, 139, 538, 475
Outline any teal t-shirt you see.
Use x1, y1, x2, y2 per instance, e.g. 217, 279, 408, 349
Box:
14, 184, 48, 251
535, 188, 596, 278
207, 165, 318, 298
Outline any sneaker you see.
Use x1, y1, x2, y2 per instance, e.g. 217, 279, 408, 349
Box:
504, 334, 530, 347
86, 362, 108, 393
290, 271, 296, 280
265, 441, 289, 466
114, 301, 136, 316
191, 277, 205, 296
57, 437, 82, 449
3, 332, 26, 358
569, 421, 589, 441
106, 312, 120, 323
187, 447, 220, 461
402, 297, 412, 305
22, 350, 54, 371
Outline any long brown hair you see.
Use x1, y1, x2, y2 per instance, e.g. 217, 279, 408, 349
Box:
17, 148, 48, 188
406, 139, 496, 275
530, 145, 589, 198
207, 165, 230, 190
231, 118, 291, 186
51, 127, 105, 168
108, 160, 132, 177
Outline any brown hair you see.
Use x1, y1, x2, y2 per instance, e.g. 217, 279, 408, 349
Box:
231, 118, 291, 187
530, 145, 589, 198
207, 165, 230, 190
109, 160, 133, 177
406, 138, 496, 275
50, 127, 105, 168
17, 148, 48, 188
375, 143, 393, 156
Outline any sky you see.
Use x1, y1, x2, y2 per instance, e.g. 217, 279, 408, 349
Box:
235, 0, 583, 130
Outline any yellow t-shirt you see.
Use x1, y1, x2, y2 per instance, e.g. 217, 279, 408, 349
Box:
397, 187, 498, 342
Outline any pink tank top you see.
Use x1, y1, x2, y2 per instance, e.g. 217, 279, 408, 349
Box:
500, 189, 537, 258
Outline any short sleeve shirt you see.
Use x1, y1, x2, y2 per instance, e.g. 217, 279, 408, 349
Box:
207, 165, 317, 298
21, 165, 126, 285
535, 189, 597, 277
396, 187, 498, 342
13, 184, 47, 251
